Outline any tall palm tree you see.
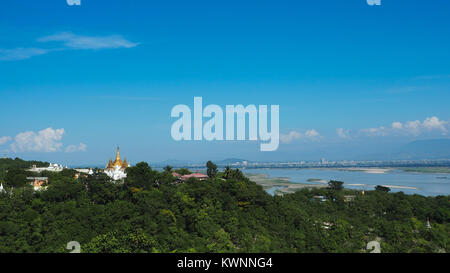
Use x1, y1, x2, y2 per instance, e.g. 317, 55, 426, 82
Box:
224, 166, 231, 180
164, 165, 173, 173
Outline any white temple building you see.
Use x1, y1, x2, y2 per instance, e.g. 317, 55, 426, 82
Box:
74, 168, 94, 175
29, 163, 64, 173
104, 146, 130, 180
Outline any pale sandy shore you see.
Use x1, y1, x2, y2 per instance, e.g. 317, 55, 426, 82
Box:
345, 183, 367, 187
336, 168, 392, 174
345, 183, 418, 190
380, 185, 418, 190
246, 172, 419, 194
246, 173, 327, 194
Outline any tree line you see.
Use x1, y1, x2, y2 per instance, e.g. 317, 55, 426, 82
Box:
0, 159, 448, 253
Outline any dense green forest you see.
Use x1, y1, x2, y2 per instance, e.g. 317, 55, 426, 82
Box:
0, 158, 48, 181
0, 160, 448, 253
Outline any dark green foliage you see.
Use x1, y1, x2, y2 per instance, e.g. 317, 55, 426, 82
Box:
40, 177, 86, 202
328, 180, 344, 191
0, 161, 448, 253
223, 166, 232, 180
175, 168, 192, 175
0, 158, 48, 181
84, 229, 160, 253
375, 185, 391, 192
125, 162, 158, 190
83, 173, 120, 204
206, 161, 218, 178
5, 169, 30, 188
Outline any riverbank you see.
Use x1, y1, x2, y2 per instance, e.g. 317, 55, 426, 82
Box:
246, 173, 327, 195
244, 167, 450, 196
399, 167, 450, 174
335, 168, 392, 174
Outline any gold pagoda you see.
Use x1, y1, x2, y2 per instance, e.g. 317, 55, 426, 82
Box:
106, 146, 129, 170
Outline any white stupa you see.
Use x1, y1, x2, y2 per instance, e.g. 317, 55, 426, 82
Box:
104, 146, 130, 180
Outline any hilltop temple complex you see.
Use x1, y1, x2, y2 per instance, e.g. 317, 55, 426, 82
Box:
104, 146, 130, 180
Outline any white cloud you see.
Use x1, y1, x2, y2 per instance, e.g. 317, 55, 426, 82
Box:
0, 136, 12, 145
361, 126, 389, 137
0, 47, 49, 61
423, 116, 447, 133
1, 32, 138, 61
280, 129, 321, 144
361, 116, 448, 137
280, 131, 302, 144
305, 129, 320, 138
336, 128, 351, 139
65, 143, 87, 153
38, 32, 139, 50
403, 120, 422, 135
10, 128, 65, 153
391, 122, 403, 130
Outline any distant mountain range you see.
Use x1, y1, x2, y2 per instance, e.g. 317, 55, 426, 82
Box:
151, 159, 195, 167
215, 158, 250, 165
396, 139, 450, 159
151, 158, 250, 167
360, 139, 450, 161
150, 139, 450, 166
214, 140, 450, 163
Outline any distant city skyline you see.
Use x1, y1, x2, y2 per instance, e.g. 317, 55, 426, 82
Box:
1, 1, 450, 165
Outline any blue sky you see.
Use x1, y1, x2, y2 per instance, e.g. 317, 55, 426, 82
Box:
1, 0, 450, 165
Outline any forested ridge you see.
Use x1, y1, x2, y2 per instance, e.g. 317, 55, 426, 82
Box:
0, 158, 48, 181
0, 159, 448, 253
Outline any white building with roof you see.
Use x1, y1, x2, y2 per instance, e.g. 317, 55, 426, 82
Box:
29, 163, 64, 173
104, 146, 130, 180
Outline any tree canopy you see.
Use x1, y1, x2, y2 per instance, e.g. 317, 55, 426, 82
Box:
206, 161, 218, 178
0, 161, 448, 253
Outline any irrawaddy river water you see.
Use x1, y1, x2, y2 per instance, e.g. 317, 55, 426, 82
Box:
243, 168, 450, 196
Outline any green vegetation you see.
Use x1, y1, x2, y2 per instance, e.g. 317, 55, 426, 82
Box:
328, 180, 344, 191
0, 158, 48, 181
174, 168, 191, 175
375, 185, 391, 192
206, 161, 218, 178
0, 161, 448, 253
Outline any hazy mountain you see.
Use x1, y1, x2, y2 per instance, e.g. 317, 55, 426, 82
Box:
216, 158, 249, 165
359, 139, 450, 160
397, 139, 450, 159
151, 159, 192, 167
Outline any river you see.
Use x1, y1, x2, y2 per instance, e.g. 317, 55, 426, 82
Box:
244, 168, 450, 196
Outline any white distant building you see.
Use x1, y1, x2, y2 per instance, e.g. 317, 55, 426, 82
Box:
74, 168, 94, 175
29, 163, 64, 173
104, 146, 130, 180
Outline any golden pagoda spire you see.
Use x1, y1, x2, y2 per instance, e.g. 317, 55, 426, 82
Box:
113, 145, 123, 166
107, 159, 113, 169
122, 158, 129, 168
115, 145, 121, 162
